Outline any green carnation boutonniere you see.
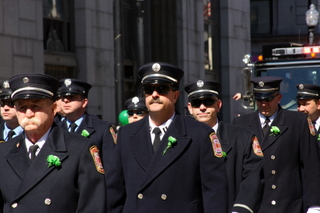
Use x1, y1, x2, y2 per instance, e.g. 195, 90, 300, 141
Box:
222, 151, 227, 158
269, 126, 281, 136
163, 136, 177, 156
47, 155, 61, 168
81, 129, 90, 137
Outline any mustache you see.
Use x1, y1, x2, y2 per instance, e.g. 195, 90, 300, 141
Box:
20, 117, 41, 127
149, 99, 163, 104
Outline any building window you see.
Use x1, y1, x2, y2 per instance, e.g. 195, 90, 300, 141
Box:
251, 0, 271, 34
43, 0, 76, 79
43, 0, 74, 52
45, 65, 77, 80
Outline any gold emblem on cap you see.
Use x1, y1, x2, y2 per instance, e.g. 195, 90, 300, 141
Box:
196, 80, 204, 88
152, 63, 161, 72
23, 77, 29, 83
258, 81, 264, 88
299, 84, 304, 89
3, 80, 10, 89
132, 96, 139, 104
64, 78, 72, 87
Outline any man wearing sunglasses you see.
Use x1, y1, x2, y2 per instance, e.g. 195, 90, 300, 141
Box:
0, 80, 23, 141
185, 79, 264, 213
233, 76, 320, 213
107, 62, 228, 213
124, 96, 148, 123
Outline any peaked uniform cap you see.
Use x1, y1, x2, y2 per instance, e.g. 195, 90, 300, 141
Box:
59, 79, 92, 97
251, 76, 283, 99
138, 62, 184, 85
9, 74, 59, 101
125, 96, 147, 111
296, 83, 320, 99
184, 80, 221, 100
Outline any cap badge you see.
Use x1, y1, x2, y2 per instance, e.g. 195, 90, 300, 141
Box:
23, 77, 29, 83
196, 80, 204, 88
132, 96, 139, 105
64, 79, 72, 87
258, 81, 264, 88
3, 80, 10, 89
299, 84, 304, 89
152, 63, 161, 72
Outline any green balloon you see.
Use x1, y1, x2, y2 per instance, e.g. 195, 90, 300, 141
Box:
118, 110, 129, 126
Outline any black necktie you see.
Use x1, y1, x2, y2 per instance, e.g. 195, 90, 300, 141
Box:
70, 123, 77, 132
29, 144, 39, 162
7, 130, 15, 140
262, 117, 270, 137
152, 127, 162, 153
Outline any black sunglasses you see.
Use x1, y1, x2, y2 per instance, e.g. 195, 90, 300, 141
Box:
0, 100, 14, 108
190, 98, 217, 107
255, 94, 278, 102
128, 111, 144, 116
143, 85, 172, 95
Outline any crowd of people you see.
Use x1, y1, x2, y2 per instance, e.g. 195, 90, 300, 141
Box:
0, 62, 319, 212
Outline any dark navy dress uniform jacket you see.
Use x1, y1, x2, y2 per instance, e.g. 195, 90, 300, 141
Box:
0, 124, 106, 212
217, 121, 264, 213
58, 113, 116, 171
107, 113, 228, 213
233, 107, 320, 213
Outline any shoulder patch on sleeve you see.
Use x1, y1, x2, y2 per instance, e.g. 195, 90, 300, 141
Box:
308, 116, 316, 136
89, 145, 105, 174
110, 127, 117, 144
252, 136, 263, 157
209, 132, 223, 158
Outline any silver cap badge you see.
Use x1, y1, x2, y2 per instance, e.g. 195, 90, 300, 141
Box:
299, 84, 304, 90
3, 80, 10, 89
23, 77, 29, 83
64, 79, 72, 87
152, 63, 161, 72
196, 80, 204, 88
132, 96, 139, 105
258, 81, 264, 88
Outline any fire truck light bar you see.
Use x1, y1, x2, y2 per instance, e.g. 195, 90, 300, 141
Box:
272, 46, 320, 56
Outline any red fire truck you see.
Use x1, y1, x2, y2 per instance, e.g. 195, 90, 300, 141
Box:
240, 43, 320, 111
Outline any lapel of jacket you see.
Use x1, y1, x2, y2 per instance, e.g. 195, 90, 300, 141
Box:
261, 108, 288, 150
6, 134, 30, 179
12, 125, 69, 201
248, 111, 265, 142
138, 114, 192, 191
129, 117, 154, 172
76, 113, 95, 136
217, 121, 232, 154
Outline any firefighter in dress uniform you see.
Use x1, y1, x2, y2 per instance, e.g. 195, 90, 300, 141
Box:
232, 76, 320, 213
185, 79, 264, 213
57, 79, 117, 172
0, 80, 23, 141
296, 84, 320, 150
0, 74, 105, 212
107, 62, 228, 213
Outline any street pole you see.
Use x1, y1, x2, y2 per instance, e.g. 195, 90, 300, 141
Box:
114, 0, 124, 125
